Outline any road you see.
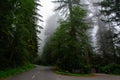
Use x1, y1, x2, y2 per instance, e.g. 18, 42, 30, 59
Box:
7, 65, 120, 80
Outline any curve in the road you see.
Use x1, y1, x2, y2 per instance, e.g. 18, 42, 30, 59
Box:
7, 65, 120, 80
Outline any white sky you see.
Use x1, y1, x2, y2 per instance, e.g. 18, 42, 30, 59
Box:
38, 0, 55, 53
38, 0, 55, 26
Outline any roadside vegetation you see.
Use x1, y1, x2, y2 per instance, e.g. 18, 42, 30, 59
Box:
55, 71, 93, 76
0, 0, 42, 78
0, 64, 35, 79
0, 0, 120, 78
40, 0, 120, 75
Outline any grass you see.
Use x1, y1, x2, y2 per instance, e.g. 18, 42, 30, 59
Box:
55, 71, 93, 77
108, 73, 120, 76
0, 64, 35, 79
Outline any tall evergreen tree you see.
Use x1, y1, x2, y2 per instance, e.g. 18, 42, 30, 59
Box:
53, 0, 92, 66
0, 0, 42, 69
100, 0, 120, 63
42, 6, 92, 73
96, 19, 116, 65
0, 0, 16, 69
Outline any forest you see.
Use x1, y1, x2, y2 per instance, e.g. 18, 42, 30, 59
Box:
0, 0, 120, 78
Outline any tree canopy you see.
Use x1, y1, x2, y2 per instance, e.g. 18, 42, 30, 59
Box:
0, 0, 42, 70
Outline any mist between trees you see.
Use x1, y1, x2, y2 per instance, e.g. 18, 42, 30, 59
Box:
0, 0, 120, 75
40, 0, 120, 74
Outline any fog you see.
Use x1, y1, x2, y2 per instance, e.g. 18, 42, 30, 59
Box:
38, 13, 61, 54
38, 0, 103, 54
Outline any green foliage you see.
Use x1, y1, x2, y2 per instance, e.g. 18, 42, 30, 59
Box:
101, 63, 120, 74
0, 64, 35, 78
100, 0, 120, 23
100, 0, 120, 62
0, 0, 41, 70
53, 0, 80, 16
55, 71, 93, 76
42, 6, 93, 73
94, 0, 120, 74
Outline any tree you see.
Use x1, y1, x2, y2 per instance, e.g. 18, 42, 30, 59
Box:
96, 19, 116, 65
0, 0, 42, 69
42, 6, 92, 73
99, 0, 120, 64
100, 0, 120, 25
0, 0, 16, 69
53, 0, 80, 37
53, 0, 93, 65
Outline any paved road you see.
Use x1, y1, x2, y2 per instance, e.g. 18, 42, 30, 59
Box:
7, 65, 120, 80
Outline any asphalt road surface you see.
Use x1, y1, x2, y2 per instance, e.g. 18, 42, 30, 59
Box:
7, 65, 120, 80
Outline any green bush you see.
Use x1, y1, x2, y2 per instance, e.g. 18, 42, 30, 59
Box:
55, 71, 92, 76
82, 65, 91, 74
0, 64, 35, 78
101, 63, 120, 74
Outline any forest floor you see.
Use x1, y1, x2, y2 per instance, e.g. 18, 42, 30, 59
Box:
6, 65, 120, 80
